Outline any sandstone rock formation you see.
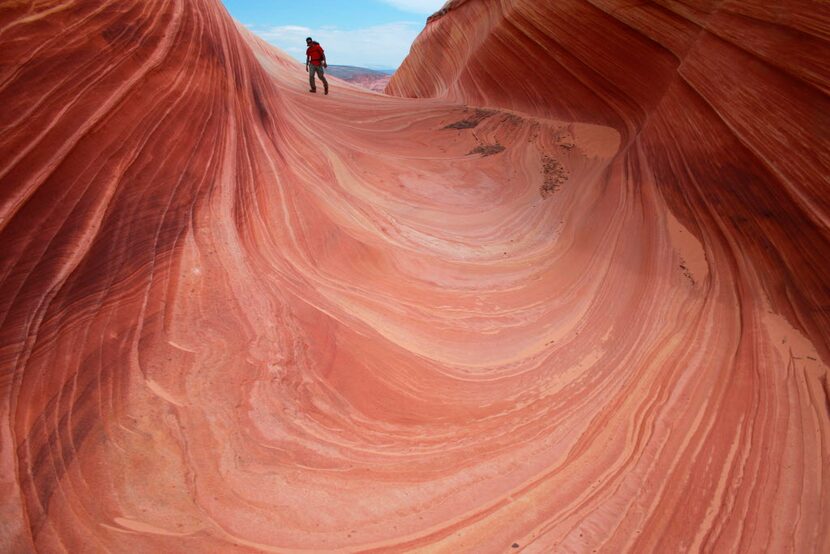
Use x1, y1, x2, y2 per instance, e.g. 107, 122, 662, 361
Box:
0, 0, 827, 552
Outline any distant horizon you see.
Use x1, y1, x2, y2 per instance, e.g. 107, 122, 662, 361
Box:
328, 64, 397, 73
220, 0, 447, 69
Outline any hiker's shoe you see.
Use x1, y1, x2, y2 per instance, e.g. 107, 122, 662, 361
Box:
309, 89, 317, 93
324, 85, 329, 95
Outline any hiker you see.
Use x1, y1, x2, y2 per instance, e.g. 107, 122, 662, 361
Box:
305, 37, 328, 94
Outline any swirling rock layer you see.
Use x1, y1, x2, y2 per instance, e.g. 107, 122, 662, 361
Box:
1, 0, 828, 552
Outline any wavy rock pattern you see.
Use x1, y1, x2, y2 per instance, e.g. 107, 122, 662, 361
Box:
0, 0, 827, 552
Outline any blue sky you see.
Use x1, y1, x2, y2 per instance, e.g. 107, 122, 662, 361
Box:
220, 0, 447, 69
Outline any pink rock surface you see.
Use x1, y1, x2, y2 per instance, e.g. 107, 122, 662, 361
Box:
0, 0, 828, 552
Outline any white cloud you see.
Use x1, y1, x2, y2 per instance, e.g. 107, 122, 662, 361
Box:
252, 22, 424, 69
378, 0, 447, 14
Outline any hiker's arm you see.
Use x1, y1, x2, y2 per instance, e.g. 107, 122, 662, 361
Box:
321, 53, 327, 68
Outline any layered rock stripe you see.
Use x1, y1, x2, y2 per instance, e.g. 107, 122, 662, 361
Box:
0, 0, 827, 552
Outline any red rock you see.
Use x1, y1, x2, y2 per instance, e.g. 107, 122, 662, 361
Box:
0, 0, 827, 552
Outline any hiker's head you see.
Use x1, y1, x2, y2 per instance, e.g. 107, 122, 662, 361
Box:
306, 37, 313, 45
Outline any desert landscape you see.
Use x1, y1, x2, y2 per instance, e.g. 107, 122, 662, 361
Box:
0, 0, 828, 552
325, 66, 393, 93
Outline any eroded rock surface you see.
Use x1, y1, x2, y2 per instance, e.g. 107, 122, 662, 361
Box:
0, 0, 828, 552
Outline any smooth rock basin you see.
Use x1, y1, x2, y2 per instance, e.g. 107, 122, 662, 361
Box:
0, 0, 827, 552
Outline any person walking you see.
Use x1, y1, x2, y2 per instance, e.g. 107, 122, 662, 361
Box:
305, 37, 328, 94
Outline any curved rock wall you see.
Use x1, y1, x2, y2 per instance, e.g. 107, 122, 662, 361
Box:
389, 0, 830, 360
1, 0, 828, 552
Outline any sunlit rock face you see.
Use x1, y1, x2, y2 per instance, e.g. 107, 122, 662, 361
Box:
0, 0, 827, 552
389, 0, 830, 360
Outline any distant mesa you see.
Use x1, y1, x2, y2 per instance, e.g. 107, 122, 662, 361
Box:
326, 65, 394, 92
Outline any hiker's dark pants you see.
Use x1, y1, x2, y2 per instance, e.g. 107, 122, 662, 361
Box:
309, 64, 328, 91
